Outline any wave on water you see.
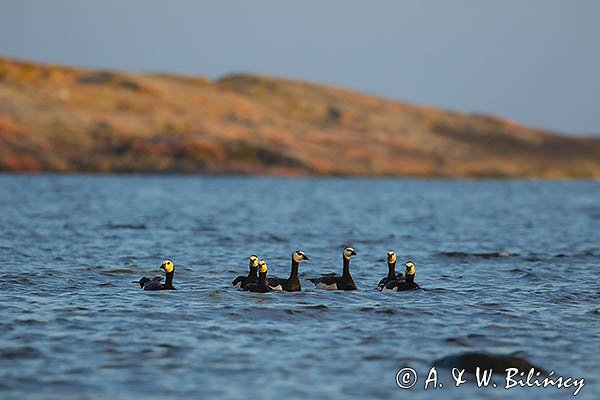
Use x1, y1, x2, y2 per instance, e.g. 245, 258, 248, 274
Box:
91, 265, 139, 275
2, 177, 599, 400
104, 223, 148, 230
439, 251, 519, 259
0, 346, 42, 360
441, 249, 599, 261
434, 352, 546, 374
525, 249, 599, 262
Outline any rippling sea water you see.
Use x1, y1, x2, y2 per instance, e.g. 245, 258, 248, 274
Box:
0, 175, 598, 399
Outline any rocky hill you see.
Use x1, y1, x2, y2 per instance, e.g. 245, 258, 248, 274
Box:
1, 55, 599, 178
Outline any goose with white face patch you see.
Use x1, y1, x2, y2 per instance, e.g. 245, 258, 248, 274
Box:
268, 250, 309, 292
377, 251, 405, 291
243, 260, 272, 293
308, 247, 358, 290
232, 255, 259, 289
134, 260, 176, 290
383, 261, 421, 291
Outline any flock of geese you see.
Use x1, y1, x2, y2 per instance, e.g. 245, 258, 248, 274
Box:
135, 247, 421, 293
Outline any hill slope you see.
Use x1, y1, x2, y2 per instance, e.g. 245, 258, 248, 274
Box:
1, 56, 599, 178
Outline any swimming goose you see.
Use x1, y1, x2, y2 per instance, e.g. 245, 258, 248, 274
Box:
135, 260, 176, 290
377, 250, 404, 291
383, 261, 421, 291
136, 276, 162, 288
243, 260, 271, 293
268, 250, 309, 291
308, 247, 357, 290
232, 255, 259, 289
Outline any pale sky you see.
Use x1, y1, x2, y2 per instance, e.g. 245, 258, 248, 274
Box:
1, 0, 599, 134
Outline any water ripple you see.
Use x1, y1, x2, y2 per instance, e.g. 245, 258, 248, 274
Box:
0, 176, 598, 400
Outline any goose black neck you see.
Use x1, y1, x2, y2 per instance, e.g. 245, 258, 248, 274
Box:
164, 271, 174, 289
387, 262, 396, 280
258, 271, 267, 288
406, 273, 415, 284
248, 266, 258, 279
343, 256, 351, 277
290, 259, 299, 279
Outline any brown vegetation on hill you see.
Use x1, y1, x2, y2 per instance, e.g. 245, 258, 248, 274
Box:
1, 55, 599, 178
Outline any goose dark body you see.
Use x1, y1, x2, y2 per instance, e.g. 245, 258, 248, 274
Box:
384, 261, 420, 291
232, 255, 259, 289
383, 273, 420, 291
377, 251, 405, 291
268, 250, 309, 292
377, 273, 404, 290
244, 260, 272, 293
135, 260, 176, 291
309, 247, 357, 291
137, 276, 163, 289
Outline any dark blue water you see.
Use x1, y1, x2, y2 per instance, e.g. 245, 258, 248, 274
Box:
1, 175, 598, 399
